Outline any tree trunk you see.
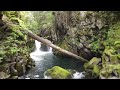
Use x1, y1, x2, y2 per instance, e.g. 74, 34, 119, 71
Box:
23, 30, 88, 62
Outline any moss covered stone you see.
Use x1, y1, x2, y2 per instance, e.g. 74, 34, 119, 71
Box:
93, 65, 100, 75
84, 57, 101, 76
44, 66, 72, 79
84, 57, 101, 69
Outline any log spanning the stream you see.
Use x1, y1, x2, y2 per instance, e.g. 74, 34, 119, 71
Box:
23, 30, 88, 62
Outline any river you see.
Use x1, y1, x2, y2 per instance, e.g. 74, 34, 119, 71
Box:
19, 40, 86, 79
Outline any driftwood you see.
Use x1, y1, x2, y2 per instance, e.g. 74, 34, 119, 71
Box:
23, 30, 88, 62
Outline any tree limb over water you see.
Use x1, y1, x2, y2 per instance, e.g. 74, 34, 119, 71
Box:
22, 30, 88, 62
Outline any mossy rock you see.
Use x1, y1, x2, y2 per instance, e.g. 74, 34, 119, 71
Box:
93, 65, 100, 76
84, 57, 101, 69
110, 55, 119, 64
99, 69, 109, 78
102, 49, 120, 64
104, 49, 115, 56
44, 66, 72, 79
84, 57, 101, 77
100, 64, 120, 78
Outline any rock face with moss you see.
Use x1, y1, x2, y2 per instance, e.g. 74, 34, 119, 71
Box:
44, 66, 72, 79
84, 21, 120, 79
0, 11, 35, 79
52, 11, 120, 60
52, 11, 120, 78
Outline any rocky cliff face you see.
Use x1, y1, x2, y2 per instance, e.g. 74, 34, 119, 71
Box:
52, 11, 119, 60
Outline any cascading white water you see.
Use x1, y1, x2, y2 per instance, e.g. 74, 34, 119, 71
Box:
30, 40, 53, 61
72, 71, 85, 79
35, 40, 41, 51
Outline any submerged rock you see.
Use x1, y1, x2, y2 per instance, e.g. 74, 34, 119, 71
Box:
44, 66, 72, 79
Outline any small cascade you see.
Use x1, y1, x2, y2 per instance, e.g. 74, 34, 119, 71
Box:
30, 40, 53, 61
35, 40, 41, 51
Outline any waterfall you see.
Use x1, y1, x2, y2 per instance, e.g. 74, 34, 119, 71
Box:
30, 40, 53, 61
35, 40, 41, 51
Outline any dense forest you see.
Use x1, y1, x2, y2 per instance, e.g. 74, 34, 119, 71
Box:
0, 11, 120, 79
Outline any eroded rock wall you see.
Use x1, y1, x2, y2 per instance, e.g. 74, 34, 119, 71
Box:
52, 11, 119, 60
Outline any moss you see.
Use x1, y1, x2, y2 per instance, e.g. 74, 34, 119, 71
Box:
84, 57, 101, 77
84, 57, 101, 69
100, 69, 109, 78
45, 66, 71, 79
99, 64, 120, 78
93, 65, 100, 76
84, 63, 89, 69
0, 11, 35, 78
57, 40, 70, 50
54, 39, 73, 57
110, 55, 119, 64
104, 49, 115, 56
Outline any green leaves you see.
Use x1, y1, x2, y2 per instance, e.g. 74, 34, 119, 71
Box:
10, 47, 19, 55
90, 41, 101, 53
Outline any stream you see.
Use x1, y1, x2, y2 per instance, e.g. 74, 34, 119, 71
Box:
19, 40, 86, 79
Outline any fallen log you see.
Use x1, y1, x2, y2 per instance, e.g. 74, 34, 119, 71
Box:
23, 30, 88, 62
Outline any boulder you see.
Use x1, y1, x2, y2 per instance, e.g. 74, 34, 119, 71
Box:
44, 66, 72, 79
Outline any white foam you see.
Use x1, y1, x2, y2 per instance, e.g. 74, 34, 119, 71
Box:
30, 40, 53, 61
72, 72, 85, 79
34, 75, 39, 78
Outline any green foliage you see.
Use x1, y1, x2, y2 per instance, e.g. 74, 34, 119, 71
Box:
87, 21, 120, 78
3, 11, 19, 18
0, 11, 31, 64
32, 11, 53, 31
3, 11, 41, 32
105, 22, 120, 47
93, 65, 100, 75
100, 64, 120, 78
8, 47, 20, 55
19, 11, 39, 31
84, 57, 101, 68
90, 41, 101, 53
